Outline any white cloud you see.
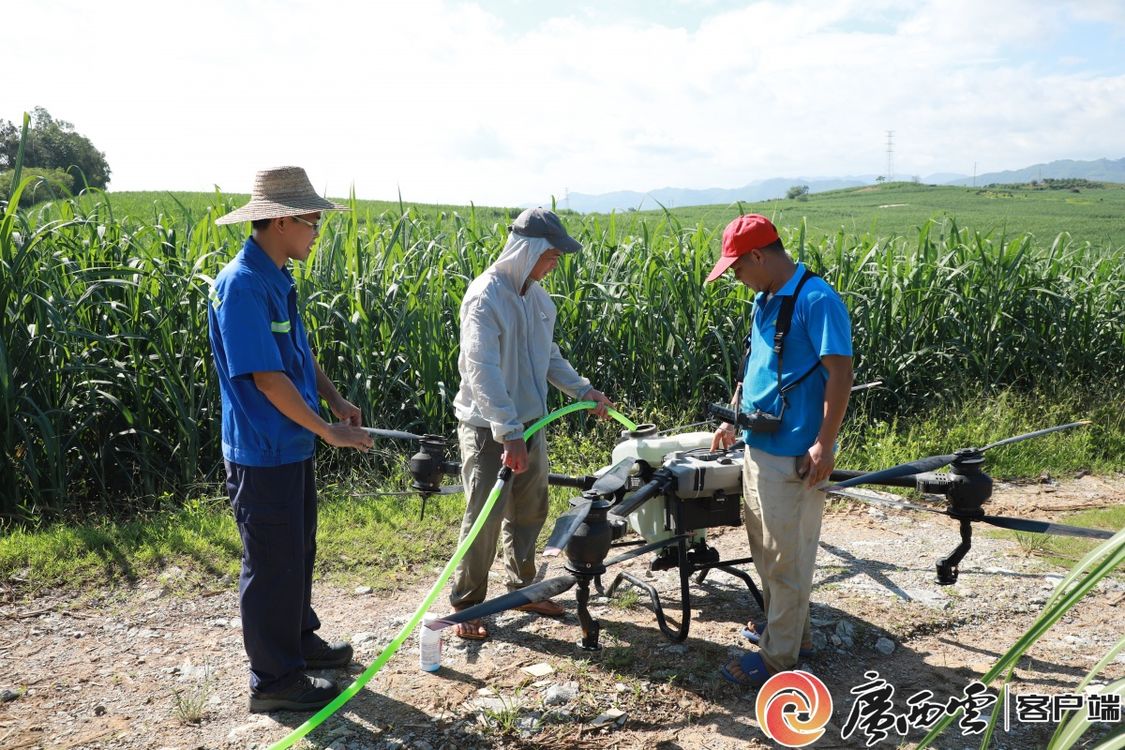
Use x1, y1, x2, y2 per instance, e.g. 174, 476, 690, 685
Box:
4, 0, 1123, 204
1070, 0, 1125, 32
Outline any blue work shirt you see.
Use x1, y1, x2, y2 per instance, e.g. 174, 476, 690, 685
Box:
741, 263, 852, 457
208, 238, 319, 466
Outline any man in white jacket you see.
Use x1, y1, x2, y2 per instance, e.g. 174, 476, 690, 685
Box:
449, 207, 612, 640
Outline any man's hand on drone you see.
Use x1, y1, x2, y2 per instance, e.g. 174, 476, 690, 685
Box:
710, 423, 737, 451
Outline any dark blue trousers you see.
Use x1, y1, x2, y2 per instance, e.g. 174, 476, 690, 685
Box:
225, 458, 322, 692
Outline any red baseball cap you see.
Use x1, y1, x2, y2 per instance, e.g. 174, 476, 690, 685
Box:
705, 214, 780, 283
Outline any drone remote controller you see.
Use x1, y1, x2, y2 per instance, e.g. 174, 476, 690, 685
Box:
707, 402, 782, 434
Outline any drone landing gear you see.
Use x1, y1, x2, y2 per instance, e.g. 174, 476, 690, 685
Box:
606, 568, 691, 642
696, 561, 763, 608
574, 576, 601, 650
936, 518, 973, 585
605, 537, 763, 643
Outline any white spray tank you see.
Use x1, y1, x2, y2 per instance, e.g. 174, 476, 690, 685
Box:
610, 424, 715, 544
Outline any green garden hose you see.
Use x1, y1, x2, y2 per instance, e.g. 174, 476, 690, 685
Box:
267, 402, 636, 749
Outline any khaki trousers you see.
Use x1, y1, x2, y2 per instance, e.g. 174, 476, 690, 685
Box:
743, 446, 825, 672
450, 422, 549, 609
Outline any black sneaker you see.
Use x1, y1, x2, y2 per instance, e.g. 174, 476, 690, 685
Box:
304, 636, 354, 669
248, 674, 340, 713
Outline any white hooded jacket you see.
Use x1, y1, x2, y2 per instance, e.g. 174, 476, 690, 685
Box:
453, 234, 592, 442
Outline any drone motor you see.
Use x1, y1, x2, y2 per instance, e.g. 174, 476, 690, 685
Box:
408, 436, 458, 493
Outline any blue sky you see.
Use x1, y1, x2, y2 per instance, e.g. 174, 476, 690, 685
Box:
5, 0, 1124, 205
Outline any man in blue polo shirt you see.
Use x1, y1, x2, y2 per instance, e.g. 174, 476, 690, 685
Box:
210, 166, 373, 712
706, 214, 853, 688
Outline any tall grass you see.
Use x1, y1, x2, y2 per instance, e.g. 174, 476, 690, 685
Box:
2, 190, 1123, 522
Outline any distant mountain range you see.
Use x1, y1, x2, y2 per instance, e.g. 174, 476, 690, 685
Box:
944, 157, 1125, 187
551, 157, 1125, 213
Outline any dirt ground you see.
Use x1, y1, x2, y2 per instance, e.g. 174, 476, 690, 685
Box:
2, 475, 1123, 750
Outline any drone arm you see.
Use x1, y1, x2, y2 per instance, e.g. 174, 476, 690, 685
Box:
548, 473, 593, 490
829, 469, 920, 489
830, 469, 867, 482
608, 470, 671, 519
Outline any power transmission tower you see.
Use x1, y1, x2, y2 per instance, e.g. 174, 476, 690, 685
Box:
886, 130, 895, 182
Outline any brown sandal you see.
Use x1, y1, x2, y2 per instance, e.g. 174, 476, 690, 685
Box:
454, 618, 488, 641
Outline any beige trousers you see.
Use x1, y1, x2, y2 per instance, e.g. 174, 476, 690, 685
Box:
743, 446, 825, 672
449, 422, 549, 609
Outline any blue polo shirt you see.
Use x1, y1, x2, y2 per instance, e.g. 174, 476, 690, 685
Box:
208, 238, 319, 466
741, 263, 852, 457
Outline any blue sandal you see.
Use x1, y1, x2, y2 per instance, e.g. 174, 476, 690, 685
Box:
739, 620, 767, 644
720, 651, 773, 688
740, 622, 815, 658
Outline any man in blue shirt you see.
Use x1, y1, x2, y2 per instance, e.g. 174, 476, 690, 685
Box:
210, 166, 373, 712
706, 214, 853, 688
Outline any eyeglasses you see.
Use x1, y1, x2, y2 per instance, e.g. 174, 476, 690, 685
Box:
290, 215, 321, 233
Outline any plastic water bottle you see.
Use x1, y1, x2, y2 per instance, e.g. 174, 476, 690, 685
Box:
419, 613, 442, 672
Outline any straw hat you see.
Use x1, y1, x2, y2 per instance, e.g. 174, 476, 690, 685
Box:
214, 166, 348, 225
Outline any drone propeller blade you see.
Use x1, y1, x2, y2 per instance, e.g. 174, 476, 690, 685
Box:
828, 453, 960, 490
362, 427, 424, 441
979, 421, 1092, 453
426, 575, 579, 630
590, 456, 637, 496
827, 486, 945, 515
543, 498, 594, 556
978, 514, 1113, 539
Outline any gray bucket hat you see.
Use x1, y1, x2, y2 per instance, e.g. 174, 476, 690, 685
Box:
214, 166, 348, 225
509, 207, 582, 253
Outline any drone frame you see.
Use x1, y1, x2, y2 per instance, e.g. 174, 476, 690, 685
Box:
378, 414, 1113, 651
539, 467, 765, 649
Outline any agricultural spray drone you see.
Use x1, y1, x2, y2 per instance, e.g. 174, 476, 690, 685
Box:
365, 409, 1113, 650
